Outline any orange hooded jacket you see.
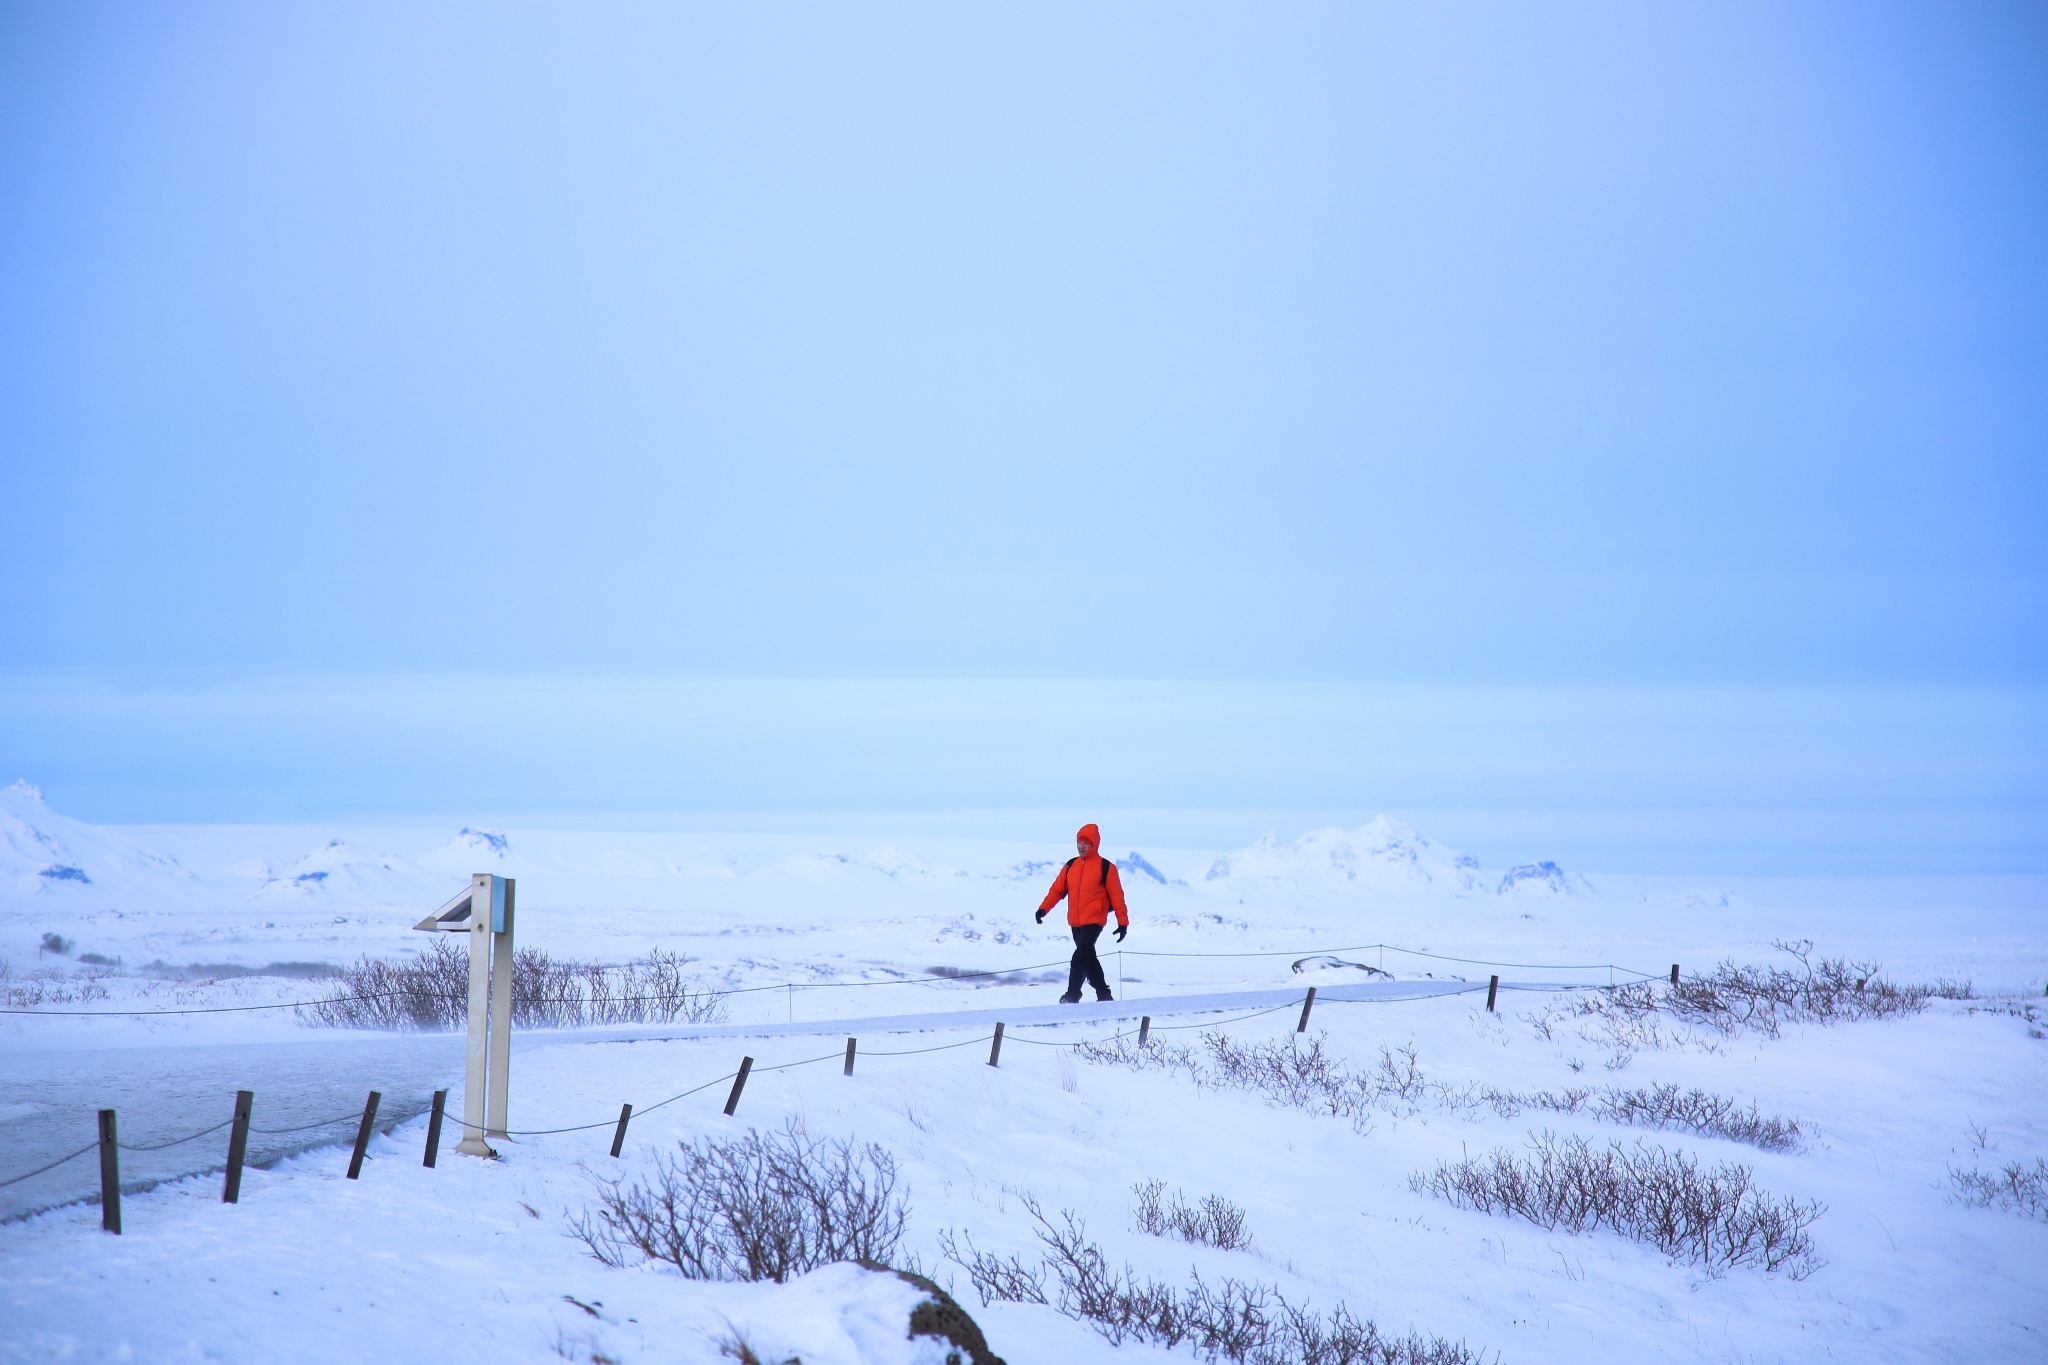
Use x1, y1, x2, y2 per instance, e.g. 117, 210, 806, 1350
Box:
1038, 823, 1129, 928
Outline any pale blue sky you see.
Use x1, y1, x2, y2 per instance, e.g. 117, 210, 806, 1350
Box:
1, 3, 2043, 869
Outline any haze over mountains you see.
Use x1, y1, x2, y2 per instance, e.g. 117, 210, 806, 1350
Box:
9, 778, 2038, 999
2, 780, 1574, 914
3, 778, 1605, 973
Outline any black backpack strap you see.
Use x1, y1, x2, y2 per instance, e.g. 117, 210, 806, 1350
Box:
1062, 855, 1111, 888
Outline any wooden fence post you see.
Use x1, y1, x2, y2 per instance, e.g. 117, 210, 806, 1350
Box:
987, 1023, 1005, 1067
222, 1090, 254, 1203
346, 1091, 381, 1179
97, 1109, 121, 1234
1296, 987, 1317, 1033
423, 1089, 447, 1168
609, 1103, 632, 1158
1670, 964, 1680, 987
723, 1057, 754, 1116
1486, 975, 1499, 1012
843, 1038, 857, 1076
1138, 1016, 1151, 1047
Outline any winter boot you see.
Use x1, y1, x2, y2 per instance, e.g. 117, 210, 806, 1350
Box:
1058, 991, 1082, 1004
1095, 989, 1114, 1002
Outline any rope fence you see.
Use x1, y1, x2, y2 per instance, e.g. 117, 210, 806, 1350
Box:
0, 930, 1699, 1247
249, 1113, 373, 1135
0, 1142, 101, 1191
0, 940, 1662, 1018
0, 949, 1654, 1228
110, 1118, 237, 1152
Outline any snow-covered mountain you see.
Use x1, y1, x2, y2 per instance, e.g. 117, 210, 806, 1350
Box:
1, 783, 1630, 977
763, 846, 975, 885
246, 838, 438, 906
1120, 850, 1175, 885
418, 827, 510, 872
0, 781, 195, 899
1, 786, 1608, 922
1197, 816, 1487, 897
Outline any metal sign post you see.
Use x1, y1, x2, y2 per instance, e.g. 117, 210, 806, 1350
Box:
486, 876, 515, 1140
414, 873, 515, 1157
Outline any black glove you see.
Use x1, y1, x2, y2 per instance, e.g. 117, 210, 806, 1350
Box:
1113, 924, 1127, 942
1035, 909, 1048, 924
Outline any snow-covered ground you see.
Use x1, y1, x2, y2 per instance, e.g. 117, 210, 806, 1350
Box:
5, 780, 2040, 1030
3, 779, 2045, 1363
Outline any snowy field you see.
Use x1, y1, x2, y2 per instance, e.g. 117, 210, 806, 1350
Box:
3, 779, 2046, 1363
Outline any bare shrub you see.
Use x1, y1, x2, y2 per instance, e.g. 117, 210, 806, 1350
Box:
1081, 1030, 1804, 1155
1543, 983, 1703, 1054
1543, 942, 1955, 1052
1957, 997, 2047, 1039
1415, 1131, 1823, 1275
1667, 939, 1932, 1038
1202, 1033, 1364, 1116
1593, 1084, 1802, 1152
936, 1226, 1050, 1306
301, 936, 470, 1029
1133, 1180, 1252, 1251
1949, 1158, 2048, 1220
1, 961, 111, 1008
1196, 1034, 1450, 1124
1487, 1082, 1802, 1153
303, 939, 725, 1031
1075, 1033, 1201, 1077
945, 1198, 1479, 1365
572, 1121, 906, 1281
513, 946, 724, 1028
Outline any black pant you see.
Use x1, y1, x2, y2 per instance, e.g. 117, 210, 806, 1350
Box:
1067, 923, 1111, 998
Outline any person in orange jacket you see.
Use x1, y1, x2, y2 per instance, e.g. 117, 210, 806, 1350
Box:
1036, 822, 1129, 1003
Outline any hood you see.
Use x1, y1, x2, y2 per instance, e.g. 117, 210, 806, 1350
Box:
1076, 823, 1101, 851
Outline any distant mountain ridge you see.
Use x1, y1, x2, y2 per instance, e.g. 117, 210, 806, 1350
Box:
1497, 860, 1594, 897
1200, 816, 1489, 896
1, 782, 1592, 916
1, 780, 195, 898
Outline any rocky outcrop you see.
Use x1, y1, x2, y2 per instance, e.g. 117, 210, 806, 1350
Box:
860, 1262, 1006, 1365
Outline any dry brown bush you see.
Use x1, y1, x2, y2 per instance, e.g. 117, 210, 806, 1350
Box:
1080, 1030, 1803, 1152
1485, 1081, 1803, 1153
1949, 1158, 2048, 1220
1415, 1131, 1823, 1276
1664, 940, 1935, 1038
1132, 1180, 1253, 1251
573, 1120, 906, 1282
302, 938, 724, 1030
942, 1197, 1479, 1365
